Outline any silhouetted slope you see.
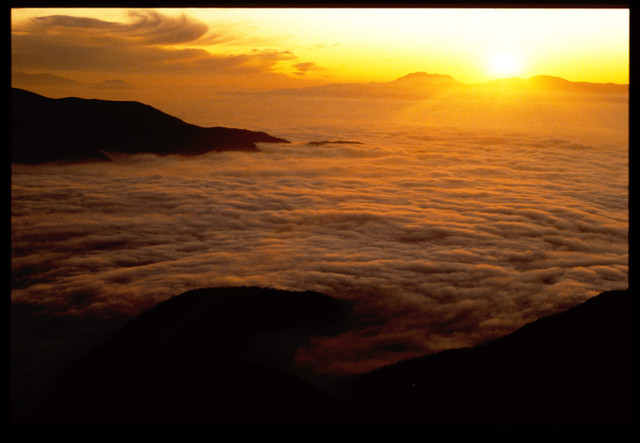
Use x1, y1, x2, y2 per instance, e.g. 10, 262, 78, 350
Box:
24, 287, 628, 423
11, 88, 289, 164
347, 288, 629, 423
10, 302, 131, 423
28, 287, 352, 424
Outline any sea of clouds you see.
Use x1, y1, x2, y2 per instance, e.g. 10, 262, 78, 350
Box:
11, 92, 628, 374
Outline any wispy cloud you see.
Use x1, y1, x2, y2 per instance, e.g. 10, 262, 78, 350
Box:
292, 61, 326, 76
18, 11, 211, 45
11, 10, 306, 77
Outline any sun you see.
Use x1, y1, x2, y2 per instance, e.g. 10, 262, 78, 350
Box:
487, 51, 523, 78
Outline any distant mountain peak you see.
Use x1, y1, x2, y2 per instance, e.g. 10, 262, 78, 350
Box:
92, 79, 136, 90
392, 72, 458, 83
12, 70, 135, 90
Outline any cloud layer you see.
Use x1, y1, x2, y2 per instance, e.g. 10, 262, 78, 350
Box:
11, 90, 628, 375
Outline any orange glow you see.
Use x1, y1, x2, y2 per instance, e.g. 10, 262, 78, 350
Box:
11, 7, 629, 90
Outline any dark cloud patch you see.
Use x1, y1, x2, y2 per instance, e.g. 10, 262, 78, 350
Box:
27, 14, 117, 31
13, 31, 204, 73
293, 61, 326, 76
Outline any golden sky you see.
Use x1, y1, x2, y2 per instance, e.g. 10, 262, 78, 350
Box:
11, 7, 629, 90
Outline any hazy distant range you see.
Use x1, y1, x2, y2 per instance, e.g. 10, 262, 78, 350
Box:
11, 72, 628, 402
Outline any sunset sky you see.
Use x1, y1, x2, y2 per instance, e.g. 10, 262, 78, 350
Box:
11, 7, 630, 92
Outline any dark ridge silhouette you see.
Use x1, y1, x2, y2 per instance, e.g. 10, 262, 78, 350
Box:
10, 88, 290, 164
26, 286, 354, 424
265, 71, 626, 99
306, 140, 363, 146
346, 288, 629, 424
479, 75, 629, 96
267, 71, 465, 99
12, 71, 88, 88
12, 70, 136, 90
10, 302, 131, 423
21, 287, 628, 424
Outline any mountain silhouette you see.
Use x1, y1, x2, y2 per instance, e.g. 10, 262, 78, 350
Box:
347, 288, 629, 424
268, 71, 464, 99
26, 287, 353, 424
22, 286, 628, 424
10, 88, 290, 164
12, 71, 89, 89
476, 75, 628, 97
267, 72, 627, 100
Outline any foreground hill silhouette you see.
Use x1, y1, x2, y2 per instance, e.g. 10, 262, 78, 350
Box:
11, 88, 289, 164
348, 288, 629, 423
25, 287, 628, 423
27, 287, 353, 424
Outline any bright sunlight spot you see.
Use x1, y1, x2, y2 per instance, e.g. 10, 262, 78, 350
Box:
487, 51, 523, 78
